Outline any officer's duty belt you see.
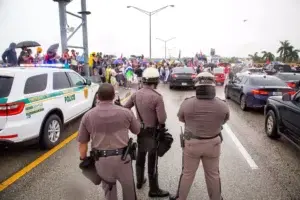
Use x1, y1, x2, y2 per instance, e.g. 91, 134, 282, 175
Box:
184, 132, 221, 140
92, 147, 126, 158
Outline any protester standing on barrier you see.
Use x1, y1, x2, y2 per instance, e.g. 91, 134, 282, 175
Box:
123, 67, 170, 198
77, 83, 140, 200
170, 72, 230, 200
1, 43, 17, 66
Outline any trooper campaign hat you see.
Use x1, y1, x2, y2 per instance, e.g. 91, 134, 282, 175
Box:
142, 67, 160, 84
194, 71, 216, 87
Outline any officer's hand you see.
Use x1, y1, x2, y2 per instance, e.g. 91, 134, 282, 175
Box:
114, 99, 122, 106
79, 157, 91, 169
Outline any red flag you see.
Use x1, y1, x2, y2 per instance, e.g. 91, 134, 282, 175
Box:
266, 58, 270, 64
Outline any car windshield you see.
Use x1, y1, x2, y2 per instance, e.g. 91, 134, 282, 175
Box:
274, 65, 291, 72
213, 67, 224, 73
172, 67, 194, 73
0, 76, 14, 98
249, 76, 287, 86
277, 73, 300, 81
248, 68, 263, 73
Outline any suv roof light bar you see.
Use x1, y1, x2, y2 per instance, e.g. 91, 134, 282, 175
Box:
19, 64, 67, 68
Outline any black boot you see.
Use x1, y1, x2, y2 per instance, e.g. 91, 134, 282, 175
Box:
169, 195, 178, 200
136, 166, 147, 189
148, 173, 169, 198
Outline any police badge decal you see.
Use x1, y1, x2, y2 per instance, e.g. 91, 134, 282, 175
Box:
84, 87, 88, 99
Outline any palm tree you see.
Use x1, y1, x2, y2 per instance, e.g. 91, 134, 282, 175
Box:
248, 52, 261, 62
287, 47, 300, 62
261, 51, 275, 62
277, 40, 293, 62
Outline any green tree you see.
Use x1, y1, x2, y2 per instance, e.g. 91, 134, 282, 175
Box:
248, 52, 261, 62
261, 51, 275, 62
277, 40, 293, 62
287, 47, 299, 62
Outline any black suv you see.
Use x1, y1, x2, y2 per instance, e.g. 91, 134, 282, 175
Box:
264, 91, 300, 149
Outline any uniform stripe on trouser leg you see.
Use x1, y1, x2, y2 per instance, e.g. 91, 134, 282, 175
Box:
130, 160, 138, 200
176, 149, 184, 198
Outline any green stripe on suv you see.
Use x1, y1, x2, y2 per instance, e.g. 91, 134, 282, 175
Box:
0, 98, 8, 104
15, 86, 86, 104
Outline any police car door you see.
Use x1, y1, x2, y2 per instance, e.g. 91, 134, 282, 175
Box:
66, 72, 89, 116
52, 72, 74, 121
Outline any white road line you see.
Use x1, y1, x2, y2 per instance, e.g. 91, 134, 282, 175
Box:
223, 124, 259, 170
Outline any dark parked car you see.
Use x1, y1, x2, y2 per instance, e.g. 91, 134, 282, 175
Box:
275, 72, 300, 91
169, 67, 196, 89
264, 91, 300, 149
224, 74, 296, 111
264, 63, 292, 75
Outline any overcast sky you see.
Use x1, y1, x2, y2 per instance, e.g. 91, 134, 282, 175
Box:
0, 0, 299, 58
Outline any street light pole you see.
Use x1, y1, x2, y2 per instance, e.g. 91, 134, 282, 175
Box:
127, 5, 174, 59
149, 15, 152, 59
156, 37, 176, 59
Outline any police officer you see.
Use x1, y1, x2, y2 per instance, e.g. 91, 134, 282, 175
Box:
123, 67, 170, 198
170, 72, 230, 200
77, 83, 140, 200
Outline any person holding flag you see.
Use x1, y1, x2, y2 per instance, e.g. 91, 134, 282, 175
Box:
125, 64, 134, 89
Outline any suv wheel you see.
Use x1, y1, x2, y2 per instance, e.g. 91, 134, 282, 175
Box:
225, 87, 230, 99
265, 110, 280, 139
40, 114, 62, 149
240, 95, 248, 111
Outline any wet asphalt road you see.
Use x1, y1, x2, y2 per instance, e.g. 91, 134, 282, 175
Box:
0, 84, 300, 200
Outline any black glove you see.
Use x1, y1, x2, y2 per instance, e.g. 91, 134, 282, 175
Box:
114, 99, 122, 106
114, 97, 122, 106
79, 157, 93, 169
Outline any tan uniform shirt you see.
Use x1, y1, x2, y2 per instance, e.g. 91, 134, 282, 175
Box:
77, 101, 140, 150
177, 97, 229, 138
124, 85, 167, 127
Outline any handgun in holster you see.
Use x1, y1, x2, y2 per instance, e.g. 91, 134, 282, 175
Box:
180, 126, 185, 148
121, 138, 137, 162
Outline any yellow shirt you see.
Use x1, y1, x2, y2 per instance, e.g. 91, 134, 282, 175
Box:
88, 55, 94, 68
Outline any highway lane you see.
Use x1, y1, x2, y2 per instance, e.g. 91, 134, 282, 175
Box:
0, 84, 299, 200
0, 88, 132, 184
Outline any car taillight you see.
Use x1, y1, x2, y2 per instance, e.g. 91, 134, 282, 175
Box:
0, 102, 25, 116
172, 74, 177, 78
252, 89, 269, 95
287, 82, 296, 88
191, 74, 197, 79
288, 91, 296, 95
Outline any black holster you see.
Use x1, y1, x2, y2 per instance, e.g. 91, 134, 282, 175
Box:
180, 133, 185, 148
122, 138, 138, 161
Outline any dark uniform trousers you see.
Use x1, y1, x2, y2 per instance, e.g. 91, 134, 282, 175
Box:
95, 155, 137, 200
176, 137, 222, 200
136, 146, 158, 177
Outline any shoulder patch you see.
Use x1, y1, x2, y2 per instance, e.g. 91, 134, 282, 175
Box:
184, 96, 195, 100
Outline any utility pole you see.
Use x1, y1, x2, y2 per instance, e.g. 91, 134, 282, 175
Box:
127, 5, 174, 59
156, 37, 176, 59
53, 0, 91, 77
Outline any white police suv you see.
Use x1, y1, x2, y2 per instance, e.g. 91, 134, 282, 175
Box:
0, 65, 99, 149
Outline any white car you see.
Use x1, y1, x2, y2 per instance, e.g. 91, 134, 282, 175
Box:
0, 66, 99, 149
